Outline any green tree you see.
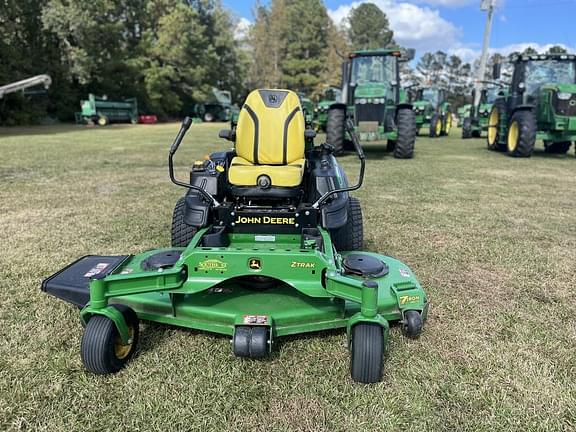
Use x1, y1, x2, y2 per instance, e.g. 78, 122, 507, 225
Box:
347, 3, 394, 50
547, 45, 568, 54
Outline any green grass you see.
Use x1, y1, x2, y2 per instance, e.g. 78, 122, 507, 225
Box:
1, 123, 575, 431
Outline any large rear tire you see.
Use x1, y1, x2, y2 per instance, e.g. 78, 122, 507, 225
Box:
331, 197, 363, 251
171, 197, 198, 247
506, 110, 536, 157
487, 101, 506, 151
429, 114, 441, 138
326, 105, 346, 154
394, 108, 416, 159
462, 117, 472, 139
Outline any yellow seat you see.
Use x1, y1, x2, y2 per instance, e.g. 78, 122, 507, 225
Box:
228, 89, 306, 188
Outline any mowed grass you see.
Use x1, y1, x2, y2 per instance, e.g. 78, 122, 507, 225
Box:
1, 122, 575, 431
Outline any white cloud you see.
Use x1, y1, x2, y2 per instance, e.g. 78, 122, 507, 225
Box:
234, 17, 251, 41
328, 0, 461, 54
448, 42, 574, 64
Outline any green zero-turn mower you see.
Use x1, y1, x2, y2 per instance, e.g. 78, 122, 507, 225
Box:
412, 87, 452, 138
487, 53, 576, 157
326, 48, 417, 158
42, 89, 428, 383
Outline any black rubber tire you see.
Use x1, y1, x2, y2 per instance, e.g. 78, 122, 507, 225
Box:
507, 110, 536, 157
386, 140, 396, 152
487, 100, 506, 151
80, 304, 139, 374
462, 117, 472, 139
402, 310, 423, 339
471, 130, 481, 138
394, 108, 416, 159
441, 111, 452, 136
350, 323, 384, 384
171, 197, 198, 247
233, 326, 269, 358
428, 114, 439, 138
544, 141, 571, 154
331, 197, 364, 251
326, 105, 346, 154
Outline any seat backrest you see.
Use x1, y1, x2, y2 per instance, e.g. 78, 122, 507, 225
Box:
236, 89, 305, 165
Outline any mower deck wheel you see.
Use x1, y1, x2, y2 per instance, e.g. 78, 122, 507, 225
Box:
350, 323, 384, 383
402, 310, 423, 338
233, 326, 270, 359
80, 304, 139, 374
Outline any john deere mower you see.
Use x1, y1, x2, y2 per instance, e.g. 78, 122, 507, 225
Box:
488, 53, 576, 157
42, 89, 428, 383
412, 87, 452, 138
327, 49, 417, 158
461, 85, 505, 139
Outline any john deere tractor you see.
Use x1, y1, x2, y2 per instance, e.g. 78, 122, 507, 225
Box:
327, 48, 417, 159
488, 53, 576, 157
461, 85, 505, 139
412, 87, 452, 138
315, 87, 342, 132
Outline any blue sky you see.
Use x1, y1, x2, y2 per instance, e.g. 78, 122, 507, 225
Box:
222, 0, 576, 62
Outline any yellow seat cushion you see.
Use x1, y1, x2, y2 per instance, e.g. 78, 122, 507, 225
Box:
228, 156, 305, 187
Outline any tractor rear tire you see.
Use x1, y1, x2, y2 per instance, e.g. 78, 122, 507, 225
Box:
429, 114, 441, 138
350, 323, 384, 384
506, 110, 536, 157
471, 130, 481, 138
80, 304, 139, 374
331, 197, 363, 251
441, 112, 452, 136
462, 117, 472, 139
394, 108, 416, 159
327, 105, 346, 154
544, 141, 571, 154
487, 101, 506, 151
171, 197, 198, 247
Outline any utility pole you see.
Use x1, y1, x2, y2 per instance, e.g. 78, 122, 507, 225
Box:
474, 0, 496, 108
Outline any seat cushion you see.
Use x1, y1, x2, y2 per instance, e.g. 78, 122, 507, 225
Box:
228, 156, 305, 187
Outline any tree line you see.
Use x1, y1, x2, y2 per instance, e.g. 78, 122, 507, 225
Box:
0, 0, 568, 125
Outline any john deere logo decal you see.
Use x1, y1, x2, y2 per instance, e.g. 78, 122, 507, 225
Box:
199, 259, 227, 272
249, 258, 262, 270
268, 94, 278, 104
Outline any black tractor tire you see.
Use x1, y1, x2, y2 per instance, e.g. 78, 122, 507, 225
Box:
331, 197, 364, 251
171, 197, 198, 247
441, 111, 452, 136
471, 130, 482, 138
506, 110, 536, 157
350, 323, 384, 384
544, 141, 572, 154
386, 140, 396, 152
80, 304, 139, 374
429, 114, 441, 138
326, 105, 347, 154
487, 100, 507, 151
394, 108, 416, 159
462, 117, 472, 139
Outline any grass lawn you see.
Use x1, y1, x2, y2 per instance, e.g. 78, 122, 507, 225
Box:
1, 122, 575, 431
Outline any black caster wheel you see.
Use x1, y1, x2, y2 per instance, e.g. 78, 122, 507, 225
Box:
350, 323, 384, 383
80, 304, 139, 374
402, 310, 423, 339
233, 326, 270, 358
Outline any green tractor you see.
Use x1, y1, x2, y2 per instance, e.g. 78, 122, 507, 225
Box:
42, 89, 428, 383
193, 88, 239, 123
488, 53, 576, 157
461, 85, 505, 139
326, 48, 417, 158
457, 104, 472, 128
298, 92, 315, 126
315, 86, 342, 132
412, 87, 452, 138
